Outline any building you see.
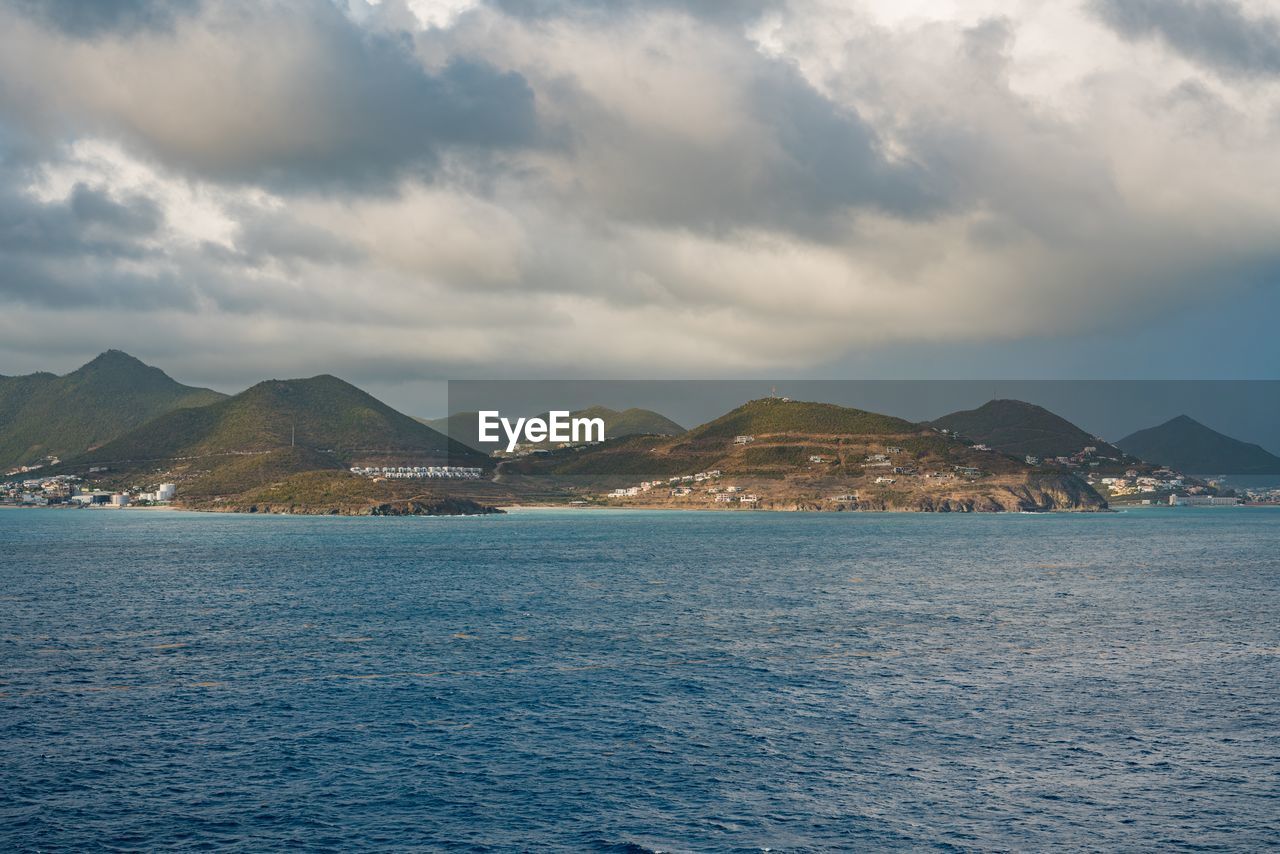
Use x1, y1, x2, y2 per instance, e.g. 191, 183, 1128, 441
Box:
733, 435, 755, 445
1170, 495, 1239, 506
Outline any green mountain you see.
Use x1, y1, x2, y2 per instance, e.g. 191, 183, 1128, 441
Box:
686, 397, 915, 440
507, 397, 1105, 512
0, 350, 226, 469
929, 399, 1126, 459
75, 374, 485, 468
425, 405, 684, 451
568, 406, 685, 438
1116, 415, 1280, 474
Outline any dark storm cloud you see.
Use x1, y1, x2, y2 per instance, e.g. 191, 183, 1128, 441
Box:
7, 0, 201, 37
529, 40, 943, 238
755, 64, 941, 222
0, 176, 187, 311
0, 182, 160, 256
1093, 0, 1280, 75
0, 2, 541, 192
1, 255, 199, 311
240, 53, 540, 191
67, 183, 162, 235
1, 1, 1278, 383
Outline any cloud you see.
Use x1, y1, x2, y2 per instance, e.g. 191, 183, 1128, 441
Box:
0, 0, 539, 189
1, 0, 1279, 389
1092, 0, 1280, 76
8, 0, 201, 37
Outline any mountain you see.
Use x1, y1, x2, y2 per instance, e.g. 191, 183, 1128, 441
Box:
508, 398, 1106, 512
1116, 415, 1280, 474
0, 350, 226, 469
929, 399, 1126, 459
567, 406, 685, 438
425, 405, 684, 451
75, 374, 484, 468
685, 397, 915, 440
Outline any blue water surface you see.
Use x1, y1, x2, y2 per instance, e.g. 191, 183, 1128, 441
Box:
2, 507, 1278, 851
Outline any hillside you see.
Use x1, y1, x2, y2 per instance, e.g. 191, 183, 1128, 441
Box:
930, 399, 1128, 459
425, 405, 684, 451
506, 398, 1106, 512
188, 469, 503, 516
74, 374, 484, 468
1117, 415, 1280, 474
0, 350, 225, 469
569, 406, 685, 438
686, 398, 915, 440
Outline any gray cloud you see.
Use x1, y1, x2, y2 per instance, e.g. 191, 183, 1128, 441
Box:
1093, 0, 1280, 76
0, 181, 159, 257
0, 174, 191, 311
1, 1, 1279, 388
7, 0, 202, 37
0, 2, 540, 190
754, 63, 941, 223
486, 0, 778, 25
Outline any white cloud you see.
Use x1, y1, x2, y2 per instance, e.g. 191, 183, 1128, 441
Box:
2, 0, 1280, 386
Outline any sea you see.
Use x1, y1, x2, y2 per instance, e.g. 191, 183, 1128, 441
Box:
2, 507, 1278, 851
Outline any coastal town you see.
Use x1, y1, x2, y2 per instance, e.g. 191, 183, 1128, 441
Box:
6, 429, 1280, 509
349, 465, 484, 480
0, 473, 177, 508
584, 431, 1280, 509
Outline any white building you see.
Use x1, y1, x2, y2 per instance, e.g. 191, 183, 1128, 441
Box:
1170, 495, 1239, 506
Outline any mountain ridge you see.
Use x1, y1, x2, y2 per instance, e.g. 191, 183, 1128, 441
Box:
425, 405, 685, 450
76, 374, 483, 466
929, 399, 1128, 460
1117, 415, 1280, 474
508, 397, 1107, 512
0, 350, 226, 468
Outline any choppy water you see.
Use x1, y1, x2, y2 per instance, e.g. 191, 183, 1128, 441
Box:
2, 507, 1278, 851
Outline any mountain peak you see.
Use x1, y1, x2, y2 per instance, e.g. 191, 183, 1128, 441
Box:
1117, 415, 1280, 474
81, 350, 149, 371
688, 398, 916, 440
930, 398, 1123, 459
0, 352, 227, 468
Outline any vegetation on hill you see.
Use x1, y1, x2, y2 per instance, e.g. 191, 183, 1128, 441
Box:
177, 447, 345, 499
425, 405, 684, 450
187, 469, 502, 516
1117, 415, 1280, 474
0, 350, 225, 468
570, 406, 685, 438
75, 374, 484, 467
929, 399, 1127, 459
686, 398, 916, 440
513, 398, 1030, 481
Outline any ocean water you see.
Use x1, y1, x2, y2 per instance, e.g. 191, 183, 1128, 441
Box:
2, 507, 1278, 852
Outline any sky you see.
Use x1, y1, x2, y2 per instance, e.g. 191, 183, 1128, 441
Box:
1, 0, 1279, 412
